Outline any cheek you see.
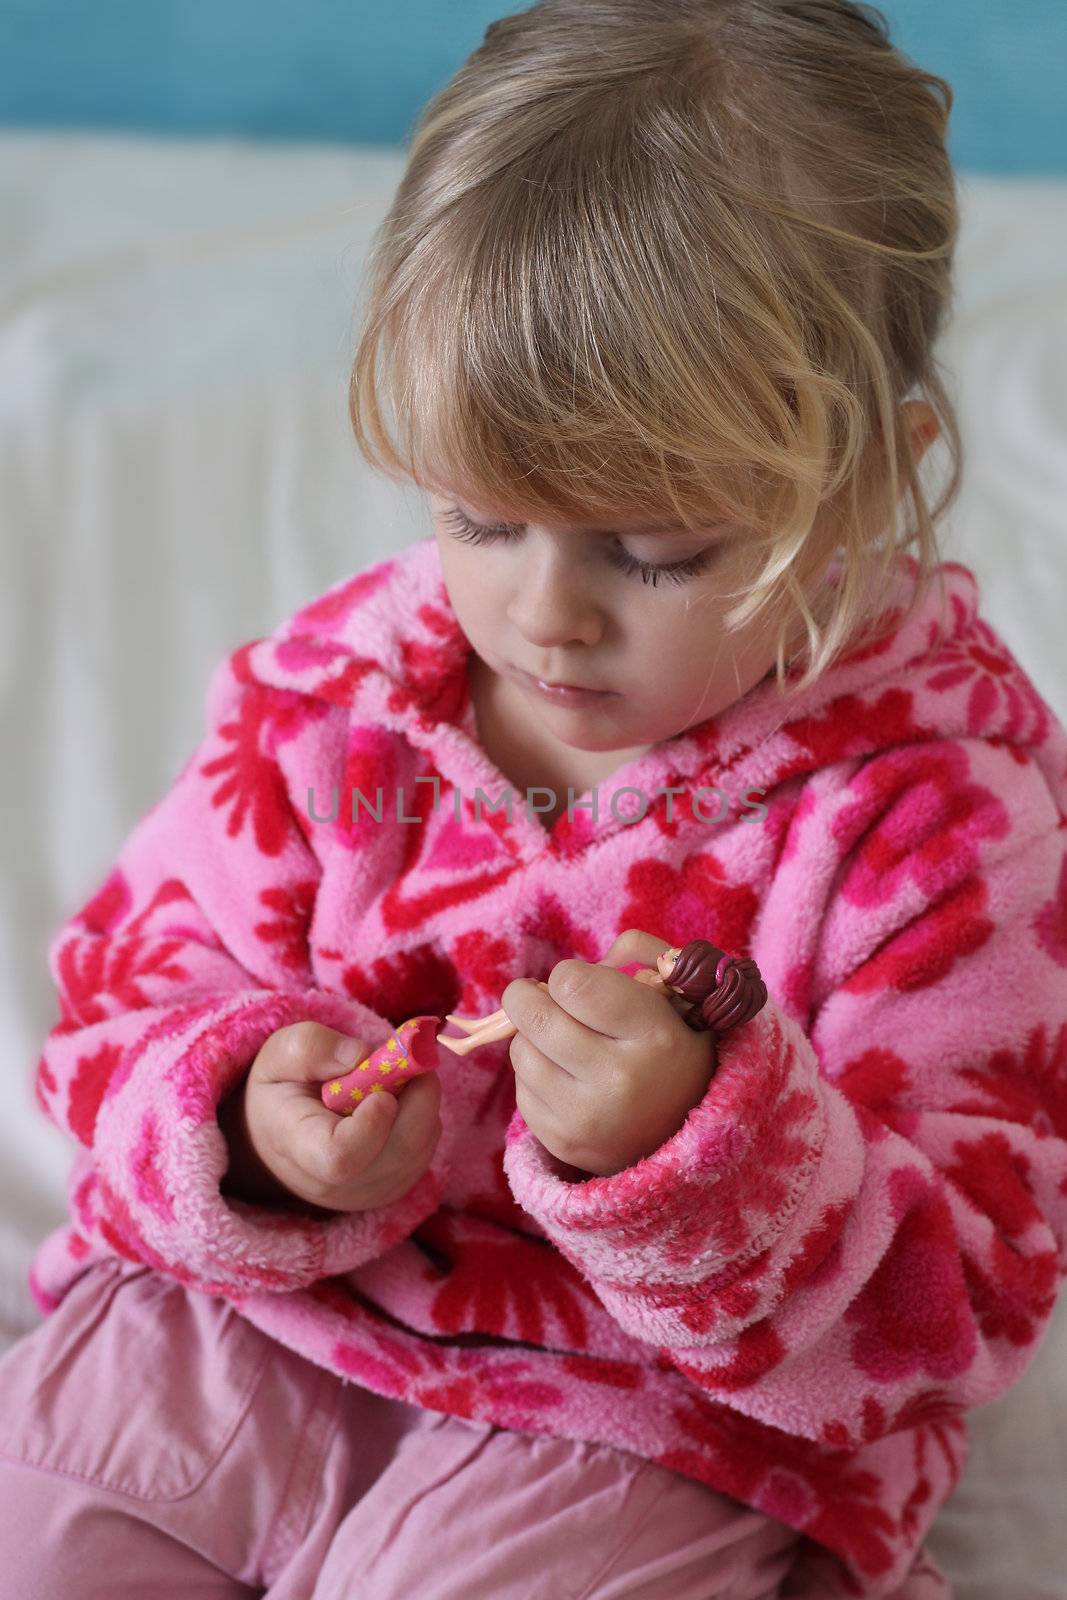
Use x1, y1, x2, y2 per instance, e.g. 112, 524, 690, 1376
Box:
639, 598, 719, 680
436, 540, 500, 629
635, 590, 770, 711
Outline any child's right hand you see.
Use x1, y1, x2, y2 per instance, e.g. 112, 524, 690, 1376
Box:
219, 1021, 443, 1215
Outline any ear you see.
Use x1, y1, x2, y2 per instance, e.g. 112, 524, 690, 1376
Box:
902, 399, 940, 466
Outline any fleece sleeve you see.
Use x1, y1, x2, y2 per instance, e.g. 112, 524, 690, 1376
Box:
502, 744, 1067, 1445
32, 647, 444, 1301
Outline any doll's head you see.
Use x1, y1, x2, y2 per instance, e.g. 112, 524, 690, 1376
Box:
349, 0, 961, 743
660, 940, 769, 1033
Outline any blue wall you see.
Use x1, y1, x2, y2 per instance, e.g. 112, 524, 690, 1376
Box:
2, 0, 1064, 175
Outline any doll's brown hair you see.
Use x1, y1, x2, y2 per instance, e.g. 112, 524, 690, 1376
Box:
349, 0, 962, 694
664, 940, 769, 1032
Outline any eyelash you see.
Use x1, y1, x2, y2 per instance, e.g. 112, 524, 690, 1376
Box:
439, 507, 717, 587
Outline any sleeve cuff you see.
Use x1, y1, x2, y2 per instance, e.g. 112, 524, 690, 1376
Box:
501, 999, 827, 1343
88, 988, 446, 1298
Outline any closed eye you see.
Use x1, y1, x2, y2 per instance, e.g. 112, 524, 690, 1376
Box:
439, 506, 720, 588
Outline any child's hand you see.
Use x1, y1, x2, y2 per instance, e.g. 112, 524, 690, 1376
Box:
219, 1021, 443, 1214
501, 929, 717, 1179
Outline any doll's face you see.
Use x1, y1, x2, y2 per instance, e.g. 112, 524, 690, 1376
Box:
429, 490, 789, 755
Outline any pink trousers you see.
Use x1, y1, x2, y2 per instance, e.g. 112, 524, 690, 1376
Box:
0, 1259, 951, 1599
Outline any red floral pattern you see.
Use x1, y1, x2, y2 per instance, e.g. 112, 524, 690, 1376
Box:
28, 539, 1067, 1599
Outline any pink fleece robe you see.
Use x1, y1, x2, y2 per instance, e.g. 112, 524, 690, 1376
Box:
29, 536, 1067, 1597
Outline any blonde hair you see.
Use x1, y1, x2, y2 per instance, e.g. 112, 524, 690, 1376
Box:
349, 0, 963, 694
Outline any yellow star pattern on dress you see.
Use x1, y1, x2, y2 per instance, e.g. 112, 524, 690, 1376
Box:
320, 1018, 443, 1117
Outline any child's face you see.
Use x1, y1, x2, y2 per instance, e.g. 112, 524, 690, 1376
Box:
430, 491, 796, 755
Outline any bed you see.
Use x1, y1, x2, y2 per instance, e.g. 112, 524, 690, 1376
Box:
1, 130, 1064, 1597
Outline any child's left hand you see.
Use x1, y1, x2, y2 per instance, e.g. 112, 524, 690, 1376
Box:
501, 929, 718, 1179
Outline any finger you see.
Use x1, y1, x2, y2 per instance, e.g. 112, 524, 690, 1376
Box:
500, 978, 591, 1078
545, 957, 670, 1045
306, 1028, 374, 1084
297, 1062, 441, 1187
502, 968, 655, 1079
326, 1074, 442, 1208
289, 1087, 398, 1184
600, 928, 672, 972
378, 1069, 442, 1172
257, 1020, 370, 1086
508, 1031, 572, 1113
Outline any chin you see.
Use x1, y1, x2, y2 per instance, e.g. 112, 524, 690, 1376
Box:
538, 709, 642, 751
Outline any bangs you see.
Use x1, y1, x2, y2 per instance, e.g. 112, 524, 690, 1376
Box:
348, 0, 962, 695
353, 111, 801, 543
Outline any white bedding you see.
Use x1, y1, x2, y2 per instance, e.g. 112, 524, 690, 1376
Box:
1, 131, 1065, 1597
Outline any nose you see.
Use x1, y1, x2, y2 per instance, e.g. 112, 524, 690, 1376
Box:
505, 535, 604, 648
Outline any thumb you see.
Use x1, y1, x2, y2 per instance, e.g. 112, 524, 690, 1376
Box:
256, 1020, 372, 1087
307, 1027, 375, 1084
600, 928, 671, 973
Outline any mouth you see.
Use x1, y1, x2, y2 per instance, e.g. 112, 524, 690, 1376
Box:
508, 665, 617, 704
534, 674, 606, 692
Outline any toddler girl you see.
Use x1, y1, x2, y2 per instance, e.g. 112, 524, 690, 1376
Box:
2, 2, 1066, 1597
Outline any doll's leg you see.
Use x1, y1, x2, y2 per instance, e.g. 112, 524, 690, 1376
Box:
441, 1011, 502, 1033
442, 970, 672, 1046
310, 1414, 801, 1600
438, 1014, 522, 1054
444, 982, 551, 1032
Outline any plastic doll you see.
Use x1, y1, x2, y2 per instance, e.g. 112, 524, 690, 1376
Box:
321, 940, 768, 1115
